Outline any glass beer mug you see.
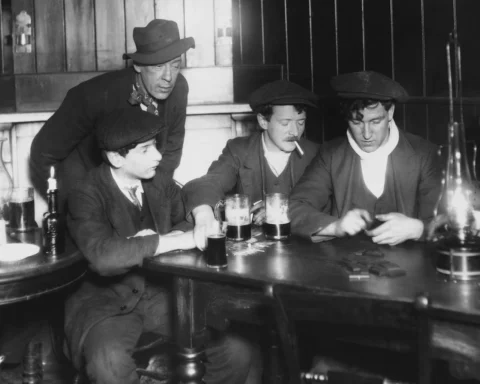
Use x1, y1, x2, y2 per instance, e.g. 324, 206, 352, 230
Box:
264, 193, 291, 240
214, 194, 251, 241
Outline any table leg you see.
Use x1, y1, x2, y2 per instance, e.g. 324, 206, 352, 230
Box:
173, 277, 207, 384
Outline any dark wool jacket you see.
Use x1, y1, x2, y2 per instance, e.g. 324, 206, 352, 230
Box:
65, 163, 189, 369
30, 68, 188, 201
182, 131, 319, 216
289, 130, 442, 242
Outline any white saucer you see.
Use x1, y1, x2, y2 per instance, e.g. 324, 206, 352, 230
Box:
0, 243, 40, 262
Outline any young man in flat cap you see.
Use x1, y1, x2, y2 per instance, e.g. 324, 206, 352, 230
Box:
66, 108, 261, 384
30, 19, 195, 207
290, 71, 441, 245
183, 79, 319, 249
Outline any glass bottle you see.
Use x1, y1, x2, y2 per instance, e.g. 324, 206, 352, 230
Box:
0, 138, 13, 245
42, 169, 64, 256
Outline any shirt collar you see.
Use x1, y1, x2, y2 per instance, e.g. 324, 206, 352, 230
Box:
110, 167, 144, 194
261, 132, 291, 176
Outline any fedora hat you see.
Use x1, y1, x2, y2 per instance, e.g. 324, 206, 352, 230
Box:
124, 19, 195, 65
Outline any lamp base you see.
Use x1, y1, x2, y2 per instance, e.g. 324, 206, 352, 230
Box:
436, 239, 480, 280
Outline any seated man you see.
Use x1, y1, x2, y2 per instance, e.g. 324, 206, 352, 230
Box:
183, 80, 319, 249
290, 71, 441, 245
66, 108, 261, 384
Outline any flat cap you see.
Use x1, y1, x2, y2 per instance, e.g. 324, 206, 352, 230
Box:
96, 108, 165, 151
249, 80, 318, 110
330, 71, 409, 102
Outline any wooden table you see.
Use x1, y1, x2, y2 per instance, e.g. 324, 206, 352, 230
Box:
0, 229, 86, 306
143, 230, 480, 383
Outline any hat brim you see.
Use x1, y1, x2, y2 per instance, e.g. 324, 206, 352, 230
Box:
336, 91, 408, 102
269, 97, 318, 108
124, 37, 195, 65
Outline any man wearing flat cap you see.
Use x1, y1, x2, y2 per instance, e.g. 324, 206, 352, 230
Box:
66, 108, 261, 384
183, 79, 319, 249
290, 71, 441, 245
30, 19, 195, 209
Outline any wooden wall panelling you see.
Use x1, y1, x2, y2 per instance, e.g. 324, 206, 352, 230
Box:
125, 0, 155, 56
321, 99, 346, 142
232, 64, 283, 103
236, 0, 262, 65
311, 0, 337, 95
0, 3, 12, 74
363, 0, 392, 77
455, 0, 480, 98
391, 0, 424, 96
184, 0, 215, 67
0, 75, 15, 112
286, 0, 311, 88
463, 104, 480, 144
402, 103, 428, 140
35, 0, 65, 73
65, 0, 96, 72
14, 72, 102, 112
231, 0, 241, 65
336, 0, 363, 74
262, 0, 286, 66
95, 0, 126, 71
213, 0, 232, 66
154, 0, 186, 67
423, 0, 452, 97
11, 0, 35, 73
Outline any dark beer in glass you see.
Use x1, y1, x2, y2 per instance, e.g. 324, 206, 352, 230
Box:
206, 234, 227, 268
226, 224, 251, 241
263, 222, 290, 240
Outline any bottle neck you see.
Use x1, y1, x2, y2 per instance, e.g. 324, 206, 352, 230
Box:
47, 189, 58, 213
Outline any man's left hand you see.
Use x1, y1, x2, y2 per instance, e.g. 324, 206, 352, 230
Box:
250, 201, 266, 226
365, 213, 424, 246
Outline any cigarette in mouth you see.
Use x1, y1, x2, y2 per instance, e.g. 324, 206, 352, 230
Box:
294, 140, 304, 156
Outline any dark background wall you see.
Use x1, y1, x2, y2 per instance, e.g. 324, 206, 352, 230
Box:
232, 0, 480, 146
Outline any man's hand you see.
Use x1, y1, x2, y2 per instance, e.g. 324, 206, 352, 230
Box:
317, 209, 372, 237
365, 213, 424, 245
191, 205, 216, 250
155, 230, 196, 255
250, 200, 266, 226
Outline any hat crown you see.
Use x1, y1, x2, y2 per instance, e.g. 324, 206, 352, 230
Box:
249, 80, 318, 110
133, 19, 180, 52
330, 70, 409, 102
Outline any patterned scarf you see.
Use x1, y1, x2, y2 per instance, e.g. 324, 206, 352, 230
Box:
127, 74, 159, 116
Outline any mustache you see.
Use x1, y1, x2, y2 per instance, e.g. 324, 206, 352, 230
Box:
286, 136, 300, 142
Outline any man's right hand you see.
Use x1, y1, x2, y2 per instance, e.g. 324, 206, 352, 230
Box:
191, 205, 216, 250
317, 209, 372, 237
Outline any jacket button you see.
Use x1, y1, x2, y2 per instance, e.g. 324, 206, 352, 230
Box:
120, 305, 127, 311
132, 289, 139, 294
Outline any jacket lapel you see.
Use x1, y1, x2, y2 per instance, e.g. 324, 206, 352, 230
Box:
239, 132, 263, 199
390, 131, 417, 214
142, 177, 168, 233
331, 140, 358, 217
99, 164, 139, 237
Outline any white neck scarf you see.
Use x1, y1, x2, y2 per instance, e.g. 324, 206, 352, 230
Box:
346, 119, 400, 198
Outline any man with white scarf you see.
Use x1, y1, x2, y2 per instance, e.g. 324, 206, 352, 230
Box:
290, 71, 441, 246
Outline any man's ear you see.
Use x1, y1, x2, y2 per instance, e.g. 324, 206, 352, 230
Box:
133, 64, 141, 74
388, 104, 395, 121
106, 151, 125, 168
257, 114, 268, 131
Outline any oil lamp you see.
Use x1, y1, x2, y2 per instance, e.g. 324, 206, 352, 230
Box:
428, 31, 480, 280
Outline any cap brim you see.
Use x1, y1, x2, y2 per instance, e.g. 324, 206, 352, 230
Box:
336, 91, 408, 102
270, 97, 318, 108
124, 37, 195, 65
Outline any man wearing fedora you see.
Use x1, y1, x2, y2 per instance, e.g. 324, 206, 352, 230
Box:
182, 80, 319, 249
30, 19, 194, 208
65, 108, 262, 384
290, 71, 441, 246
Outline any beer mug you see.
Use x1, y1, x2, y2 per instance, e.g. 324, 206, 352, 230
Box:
215, 194, 251, 241
7, 187, 36, 232
264, 193, 290, 240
